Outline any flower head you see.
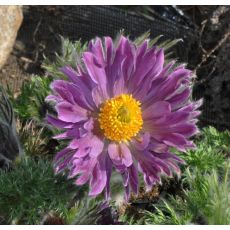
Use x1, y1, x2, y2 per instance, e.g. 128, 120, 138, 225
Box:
46, 35, 201, 199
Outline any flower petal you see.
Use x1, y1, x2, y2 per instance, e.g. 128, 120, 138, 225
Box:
129, 164, 139, 194
108, 143, 133, 167
133, 132, 150, 151
69, 134, 104, 158
56, 101, 88, 123
89, 157, 107, 196
46, 115, 74, 129
83, 52, 108, 100
143, 101, 171, 120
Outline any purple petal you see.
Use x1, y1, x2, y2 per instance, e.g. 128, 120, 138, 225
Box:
50, 80, 75, 104
169, 123, 199, 137
92, 86, 103, 107
143, 101, 171, 120
106, 35, 134, 96
149, 139, 169, 153
143, 68, 192, 107
129, 164, 139, 194
53, 147, 72, 164
83, 52, 108, 100
162, 133, 188, 151
104, 36, 114, 66
104, 153, 113, 200
125, 184, 130, 201
56, 101, 88, 123
76, 173, 91, 185
46, 115, 74, 129
60, 66, 96, 108
167, 87, 191, 111
53, 126, 85, 140
51, 80, 94, 110
113, 72, 127, 96
108, 143, 133, 167
89, 154, 107, 196
66, 82, 95, 110
149, 48, 164, 78
129, 43, 155, 89
88, 38, 105, 67
69, 134, 104, 158
133, 132, 150, 151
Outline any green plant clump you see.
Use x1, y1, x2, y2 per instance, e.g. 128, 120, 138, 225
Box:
0, 157, 77, 224
10, 75, 52, 121
178, 126, 230, 173
42, 36, 88, 79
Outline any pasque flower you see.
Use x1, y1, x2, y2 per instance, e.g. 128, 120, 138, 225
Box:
46, 35, 201, 199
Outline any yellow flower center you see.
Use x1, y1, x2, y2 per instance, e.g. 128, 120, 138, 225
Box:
98, 94, 143, 142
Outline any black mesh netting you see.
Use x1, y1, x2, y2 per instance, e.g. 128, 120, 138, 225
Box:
1, 5, 230, 130
18, 6, 195, 66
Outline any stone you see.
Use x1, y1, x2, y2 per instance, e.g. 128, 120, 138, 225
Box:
0, 6, 23, 69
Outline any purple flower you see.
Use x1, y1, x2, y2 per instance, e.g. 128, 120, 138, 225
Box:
46, 35, 201, 200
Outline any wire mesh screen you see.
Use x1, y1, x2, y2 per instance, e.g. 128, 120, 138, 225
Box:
19, 6, 195, 65
1, 5, 230, 130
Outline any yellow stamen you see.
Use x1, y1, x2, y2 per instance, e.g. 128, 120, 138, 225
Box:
98, 94, 143, 142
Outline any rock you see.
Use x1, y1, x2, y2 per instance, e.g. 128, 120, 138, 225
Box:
0, 6, 23, 69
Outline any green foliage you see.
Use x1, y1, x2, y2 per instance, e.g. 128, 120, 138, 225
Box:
202, 126, 230, 154
42, 36, 88, 79
183, 169, 210, 221
204, 161, 230, 224
11, 75, 52, 121
142, 163, 230, 225
121, 213, 146, 225
144, 199, 193, 225
0, 157, 78, 224
68, 198, 114, 225
178, 126, 229, 173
